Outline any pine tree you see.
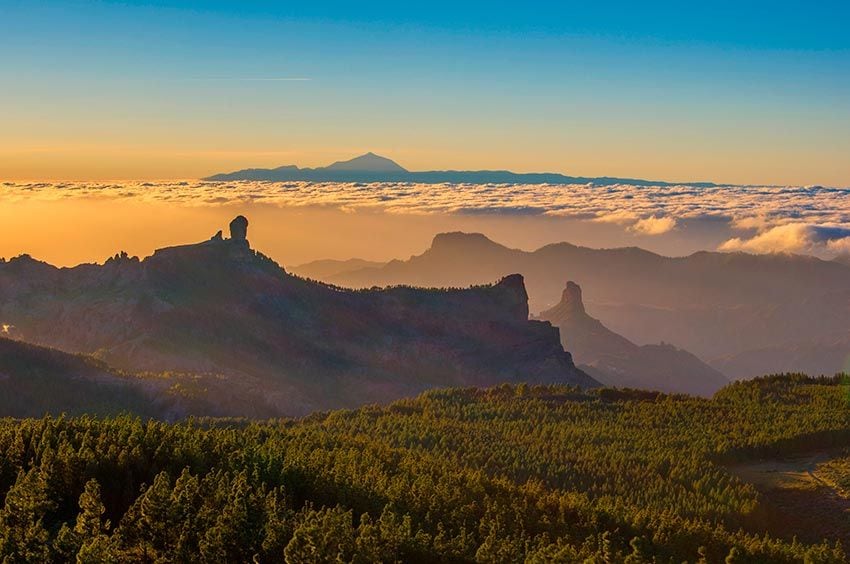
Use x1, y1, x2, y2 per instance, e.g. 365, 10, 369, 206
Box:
725, 546, 744, 563
138, 471, 173, 556
0, 468, 54, 562
73, 479, 113, 563
284, 506, 355, 564
624, 536, 650, 563
75, 479, 108, 537
260, 488, 294, 560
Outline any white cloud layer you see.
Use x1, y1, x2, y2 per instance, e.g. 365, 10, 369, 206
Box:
719, 223, 850, 254
630, 215, 677, 235
591, 210, 639, 225
2, 180, 849, 254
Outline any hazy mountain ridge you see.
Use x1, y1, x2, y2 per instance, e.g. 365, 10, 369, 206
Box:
713, 335, 850, 380
291, 258, 387, 280
0, 218, 595, 416
537, 281, 727, 396
204, 152, 720, 187
313, 231, 850, 377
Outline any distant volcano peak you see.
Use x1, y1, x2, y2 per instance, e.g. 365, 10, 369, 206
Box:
324, 152, 407, 173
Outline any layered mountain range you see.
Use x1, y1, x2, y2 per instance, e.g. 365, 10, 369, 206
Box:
292, 232, 850, 379
205, 152, 719, 187
537, 281, 727, 396
0, 217, 594, 416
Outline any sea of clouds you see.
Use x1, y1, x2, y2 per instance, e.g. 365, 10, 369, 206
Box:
3, 180, 849, 255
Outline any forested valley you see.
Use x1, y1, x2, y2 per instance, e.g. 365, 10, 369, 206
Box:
2, 374, 850, 563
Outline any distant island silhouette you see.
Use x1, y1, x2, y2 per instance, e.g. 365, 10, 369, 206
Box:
204, 152, 720, 187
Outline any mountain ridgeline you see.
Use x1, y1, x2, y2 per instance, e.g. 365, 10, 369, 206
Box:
204, 152, 719, 187
0, 217, 595, 417
293, 231, 850, 380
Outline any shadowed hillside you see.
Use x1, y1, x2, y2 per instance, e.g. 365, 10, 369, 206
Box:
0, 337, 165, 418
0, 337, 291, 419
0, 217, 595, 416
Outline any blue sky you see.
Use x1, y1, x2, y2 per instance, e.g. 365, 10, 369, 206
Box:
2, 0, 849, 184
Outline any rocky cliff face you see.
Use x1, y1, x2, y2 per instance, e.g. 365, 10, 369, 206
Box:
538, 281, 726, 397
0, 218, 596, 415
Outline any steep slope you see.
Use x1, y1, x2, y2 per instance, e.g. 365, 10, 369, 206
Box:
320, 232, 850, 370
0, 218, 595, 416
538, 282, 727, 396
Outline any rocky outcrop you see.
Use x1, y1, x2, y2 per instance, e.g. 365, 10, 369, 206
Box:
229, 215, 248, 242
560, 281, 586, 316
0, 218, 596, 416
495, 274, 530, 321
538, 281, 726, 397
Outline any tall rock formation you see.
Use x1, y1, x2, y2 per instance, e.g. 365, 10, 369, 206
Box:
538, 281, 727, 396
229, 215, 249, 242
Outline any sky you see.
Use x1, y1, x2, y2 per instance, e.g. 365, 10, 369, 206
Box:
2, 1, 850, 185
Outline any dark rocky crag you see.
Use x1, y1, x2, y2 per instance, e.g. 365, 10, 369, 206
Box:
538, 281, 727, 396
0, 218, 595, 416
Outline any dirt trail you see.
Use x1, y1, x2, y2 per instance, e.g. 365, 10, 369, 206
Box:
726, 453, 850, 548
